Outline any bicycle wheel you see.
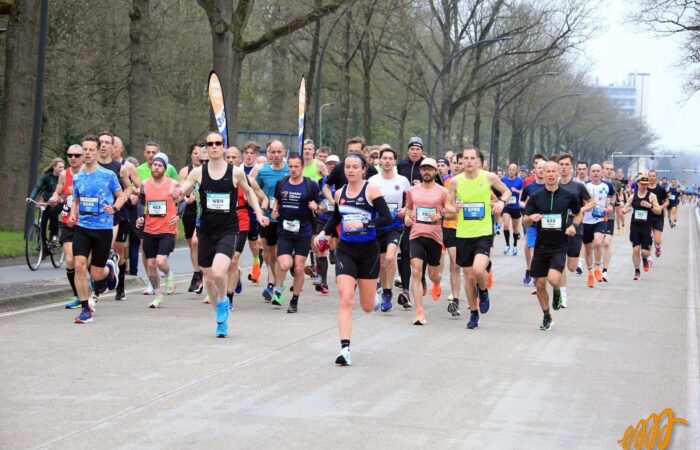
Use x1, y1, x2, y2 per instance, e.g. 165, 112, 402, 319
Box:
25, 225, 43, 271
50, 241, 65, 268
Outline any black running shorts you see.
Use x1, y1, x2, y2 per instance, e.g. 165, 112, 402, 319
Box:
530, 247, 566, 278
377, 228, 402, 253
260, 223, 278, 246
59, 222, 74, 245
276, 233, 311, 258
566, 234, 583, 258
409, 236, 443, 267
235, 231, 248, 254
335, 241, 380, 279
142, 233, 176, 259
503, 207, 521, 219
72, 226, 112, 268
182, 212, 197, 240
456, 235, 493, 268
582, 222, 606, 244
650, 215, 664, 232
197, 229, 238, 267
442, 227, 457, 248
629, 225, 652, 250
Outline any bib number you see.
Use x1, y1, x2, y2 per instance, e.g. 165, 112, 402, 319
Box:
416, 206, 436, 224
541, 213, 562, 230
592, 205, 606, 218
282, 219, 300, 233
61, 194, 73, 217
342, 213, 367, 234
507, 196, 517, 205
207, 192, 230, 212
462, 202, 485, 220
634, 209, 648, 221
79, 197, 100, 215
387, 203, 399, 218
147, 200, 167, 216
669, 194, 676, 201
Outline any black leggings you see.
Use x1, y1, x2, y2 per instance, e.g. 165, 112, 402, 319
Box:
41, 204, 61, 243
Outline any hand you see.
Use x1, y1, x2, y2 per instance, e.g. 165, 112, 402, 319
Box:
314, 233, 326, 247
308, 200, 318, 212
640, 200, 651, 208
271, 208, 279, 220
171, 185, 182, 199
167, 215, 179, 226
429, 212, 441, 222
344, 220, 364, 231
530, 213, 542, 223
511, 187, 517, 193
49, 195, 59, 207
185, 193, 196, 205
622, 207, 629, 214
129, 193, 139, 205
605, 204, 613, 213
565, 225, 576, 236
103, 205, 115, 215
404, 216, 414, 227
492, 200, 504, 215
397, 207, 405, 218
258, 215, 270, 227
68, 214, 77, 225
136, 217, 144, 228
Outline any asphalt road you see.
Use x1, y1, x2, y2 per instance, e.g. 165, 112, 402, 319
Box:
1, 206, 698, 449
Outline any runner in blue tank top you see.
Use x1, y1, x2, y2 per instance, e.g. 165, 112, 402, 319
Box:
314, 153, 393, 366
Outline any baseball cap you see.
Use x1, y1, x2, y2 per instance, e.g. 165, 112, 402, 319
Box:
326, 155, 340, 163
519, 165, 528, 171
407, 137, 423, 149
638, 175, 649, 184
153, 152, 169, 167
420, 157, 438, 169
437, 157, 449, 165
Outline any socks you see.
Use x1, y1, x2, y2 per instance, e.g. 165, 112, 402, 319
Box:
66, 268, 78, 297
340, 339, 350, 349
318, 256, 329, 284
543, 308, 551, 319
513, 233, 520, 247
291, 294, 299, 304
252, 255, 260, 265
383, 288, 392, 296
117, 263, 126, 290
504, 229, 511, 245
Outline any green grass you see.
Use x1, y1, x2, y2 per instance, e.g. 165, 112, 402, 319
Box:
0, 229, 26, 259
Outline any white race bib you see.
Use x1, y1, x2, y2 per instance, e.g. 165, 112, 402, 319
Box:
669, 194, 676, 201
79, 197, 100, 215
342, 213, 367, 233
416, 206, 436, 223
147, 200, 167, 216
282, 219, 300, 233
61, 194, 73, 217
462, 202, 485, 220
634, 209, 648, 221
207, 192, 230, 212
541, 213, 562, 230
507, 196, 517, 205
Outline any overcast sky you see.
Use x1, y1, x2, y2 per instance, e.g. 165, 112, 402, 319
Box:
582, 0, 700, 153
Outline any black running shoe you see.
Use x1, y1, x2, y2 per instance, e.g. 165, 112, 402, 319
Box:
540, 315, 553, 331
287, 300, 298, 313
552, 292, 562, 310
115, 289, 126, 301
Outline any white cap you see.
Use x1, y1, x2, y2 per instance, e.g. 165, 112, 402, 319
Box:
420, 157, 438, 169
153, 152, 169, 167
326, 155, 340, 163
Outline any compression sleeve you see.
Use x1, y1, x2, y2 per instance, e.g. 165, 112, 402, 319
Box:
368, 196, 392, 228
322, 205, 341, 235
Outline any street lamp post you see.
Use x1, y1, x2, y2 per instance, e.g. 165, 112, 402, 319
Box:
426, 36, 511, 155
528, 92, 582, 159
319, 101, 336, 148
488, 71, 559, 169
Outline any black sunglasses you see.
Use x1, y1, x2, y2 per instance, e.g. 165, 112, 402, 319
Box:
206, 141, 223, 147
66, 153, 83, 158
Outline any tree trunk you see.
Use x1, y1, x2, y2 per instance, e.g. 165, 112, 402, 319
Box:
361, 43, 372, 143
202, 0, 234, 134
338, 14, 352, 155
128, 0, 150, 153
0, 0, 40, 230
472, 92, 483, 149
270, 38, 289, 129
493, 114, 500, 169
305, 0, 322, 141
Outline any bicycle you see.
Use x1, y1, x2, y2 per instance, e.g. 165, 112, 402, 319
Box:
25, 199, 64, 271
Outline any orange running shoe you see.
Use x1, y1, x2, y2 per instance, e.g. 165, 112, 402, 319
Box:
487, 270, 494, 289
250, 263, 261, 283
587, 272, 595, 288
431, 283, 441, 301
593, 267, 603, 282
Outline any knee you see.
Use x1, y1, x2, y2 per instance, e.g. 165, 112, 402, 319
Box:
147, 259, 157, 271
472, 266, 485, 279
410, 265, 422, 278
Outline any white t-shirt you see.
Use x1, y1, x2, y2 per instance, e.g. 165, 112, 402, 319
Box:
368, 173, 411, 217
583, 181, 611, 224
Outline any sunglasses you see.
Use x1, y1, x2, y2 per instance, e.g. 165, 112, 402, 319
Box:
370, 154, 379, 159
206, 141, 223, 147
66, 153, 83, 158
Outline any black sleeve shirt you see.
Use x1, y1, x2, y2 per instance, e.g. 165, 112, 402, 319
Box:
524, 187, 581, 250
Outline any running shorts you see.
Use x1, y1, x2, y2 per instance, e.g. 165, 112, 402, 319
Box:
650, 215, 664, 232
603, 219, 615, 236
530, 247, 566, 278
335, 241, 380, 279
409, 236, 442, 267
377, 228, 402, 253
197, 229, 238, 267
182, 212, 197, 240
276, 233, 312, 258
455, 235, 492, 268
582, 222, 606, 244
72, 226, 112, 268
260, 223, 278, 246
566, 234, 583, 258
59, 222, 74, 245
503, 207, 521, 219
629, 225, 652, 250
442, 227, 457, 248
142, 232, 176, 259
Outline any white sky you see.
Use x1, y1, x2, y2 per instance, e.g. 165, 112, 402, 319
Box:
582, 0, 700, 153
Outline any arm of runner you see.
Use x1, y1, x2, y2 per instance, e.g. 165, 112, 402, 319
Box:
234, 167, 269, 227
488, 172, 511, 215
366, 184, 392, 228
248, 176, 269, 210
648, 193, 662, 214
322, 183, 334, 204
118, 165, 133, 199
125, 161, 141, 188
180, 166, 201, 197
444, 179, 458, 220
317, 159, 328, 177
318, 190, 342, 242
49, 171, 66, 206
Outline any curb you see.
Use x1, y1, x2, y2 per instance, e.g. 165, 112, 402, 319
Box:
0, 276, 145, 314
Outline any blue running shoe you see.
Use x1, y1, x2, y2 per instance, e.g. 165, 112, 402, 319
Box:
235, 279, 242, 295
216, 321, 228, 338
64, 297, 81, 309
216, 300, 229, 324
229, 297, 235, 311
502, 245, 510, 255
478, 289, 490, 314
523, 273, 531, 286
512, 247, 518, 256
381, 291, 393, 312
466, 311, 479, 329
74, 307, 93, 324
373, 292, 382, 312
105, 259, 118, 290
262, 285, 273, 301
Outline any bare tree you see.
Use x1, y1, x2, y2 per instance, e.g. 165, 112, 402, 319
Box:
129, 0, 150, 152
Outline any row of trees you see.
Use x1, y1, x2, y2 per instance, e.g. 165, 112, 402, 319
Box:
0, 0, 665, 229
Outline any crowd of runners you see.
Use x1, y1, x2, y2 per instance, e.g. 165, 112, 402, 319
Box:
28, 131, 699, 366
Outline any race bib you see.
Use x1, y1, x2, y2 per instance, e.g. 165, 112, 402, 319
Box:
282, 219, 300, 233
147, 200, 167, 216
269, 196, 276, 210
416, 206, 436, 223
592, 205, 606, 218
462, 202, 485, 220
79, 196, 100, 215
669, 194, 676, 201
634, 209, 648, 221
541, 213, 562, 230
342, 213, 368, 234
387, 203, 399, 217
61, 194, 73, 217
207, 192, 230, 212
507, 196, 517, 205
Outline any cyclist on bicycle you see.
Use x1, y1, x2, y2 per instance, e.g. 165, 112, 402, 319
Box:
27, 157, 64, 247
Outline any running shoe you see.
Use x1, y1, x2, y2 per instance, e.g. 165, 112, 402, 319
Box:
575, 266, 583, 276
235, 279, 242, 295
478, 289, 490, 314
528, 278, 535, 287
262, 285, 273, 301
64, 297, 81, 309
149, 295, 163, 308
633, 269, 641, 280
106, 259, 119, 290
381, 291, 393, 312
552, 291, 563, 311
447, 297, 461, 317
587, 272, 595, 288
540, 315, 553, 331
512, 247, 518, 256
311, 274, 322, 285
413, 316, 427, 325
216, 321, 228, 338
431, 283, 441, 301
373, 292, 382, 312
165, 272, 175, 294
74, 307, 93, 324
655, 246, 661, 258
495, 224, 501, 235
202, 295, 211, 304
335, 347, 351, 366
229, 297, 235, 311
397, 291, 412, 309
304, 265, 317, 278
503, 245, 510, 255
143, 284, 155, 295
487, 271, 493, 289
466, 311, 479, 329
187, 273, 200, 292
642, 259, 650, 272
287, 299, 298, 313
88, 292, 97, 314
250, 263, 261, 283
115, 289, 126, 301
523, 273, 532, 286
195, 283, 204, 294
271, 290, 284, 306
560, 290, 568, 309
216, 299, 229, 324
593, 268, 604, 283
601, 270, 608, 282
315, 283, 330, 295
